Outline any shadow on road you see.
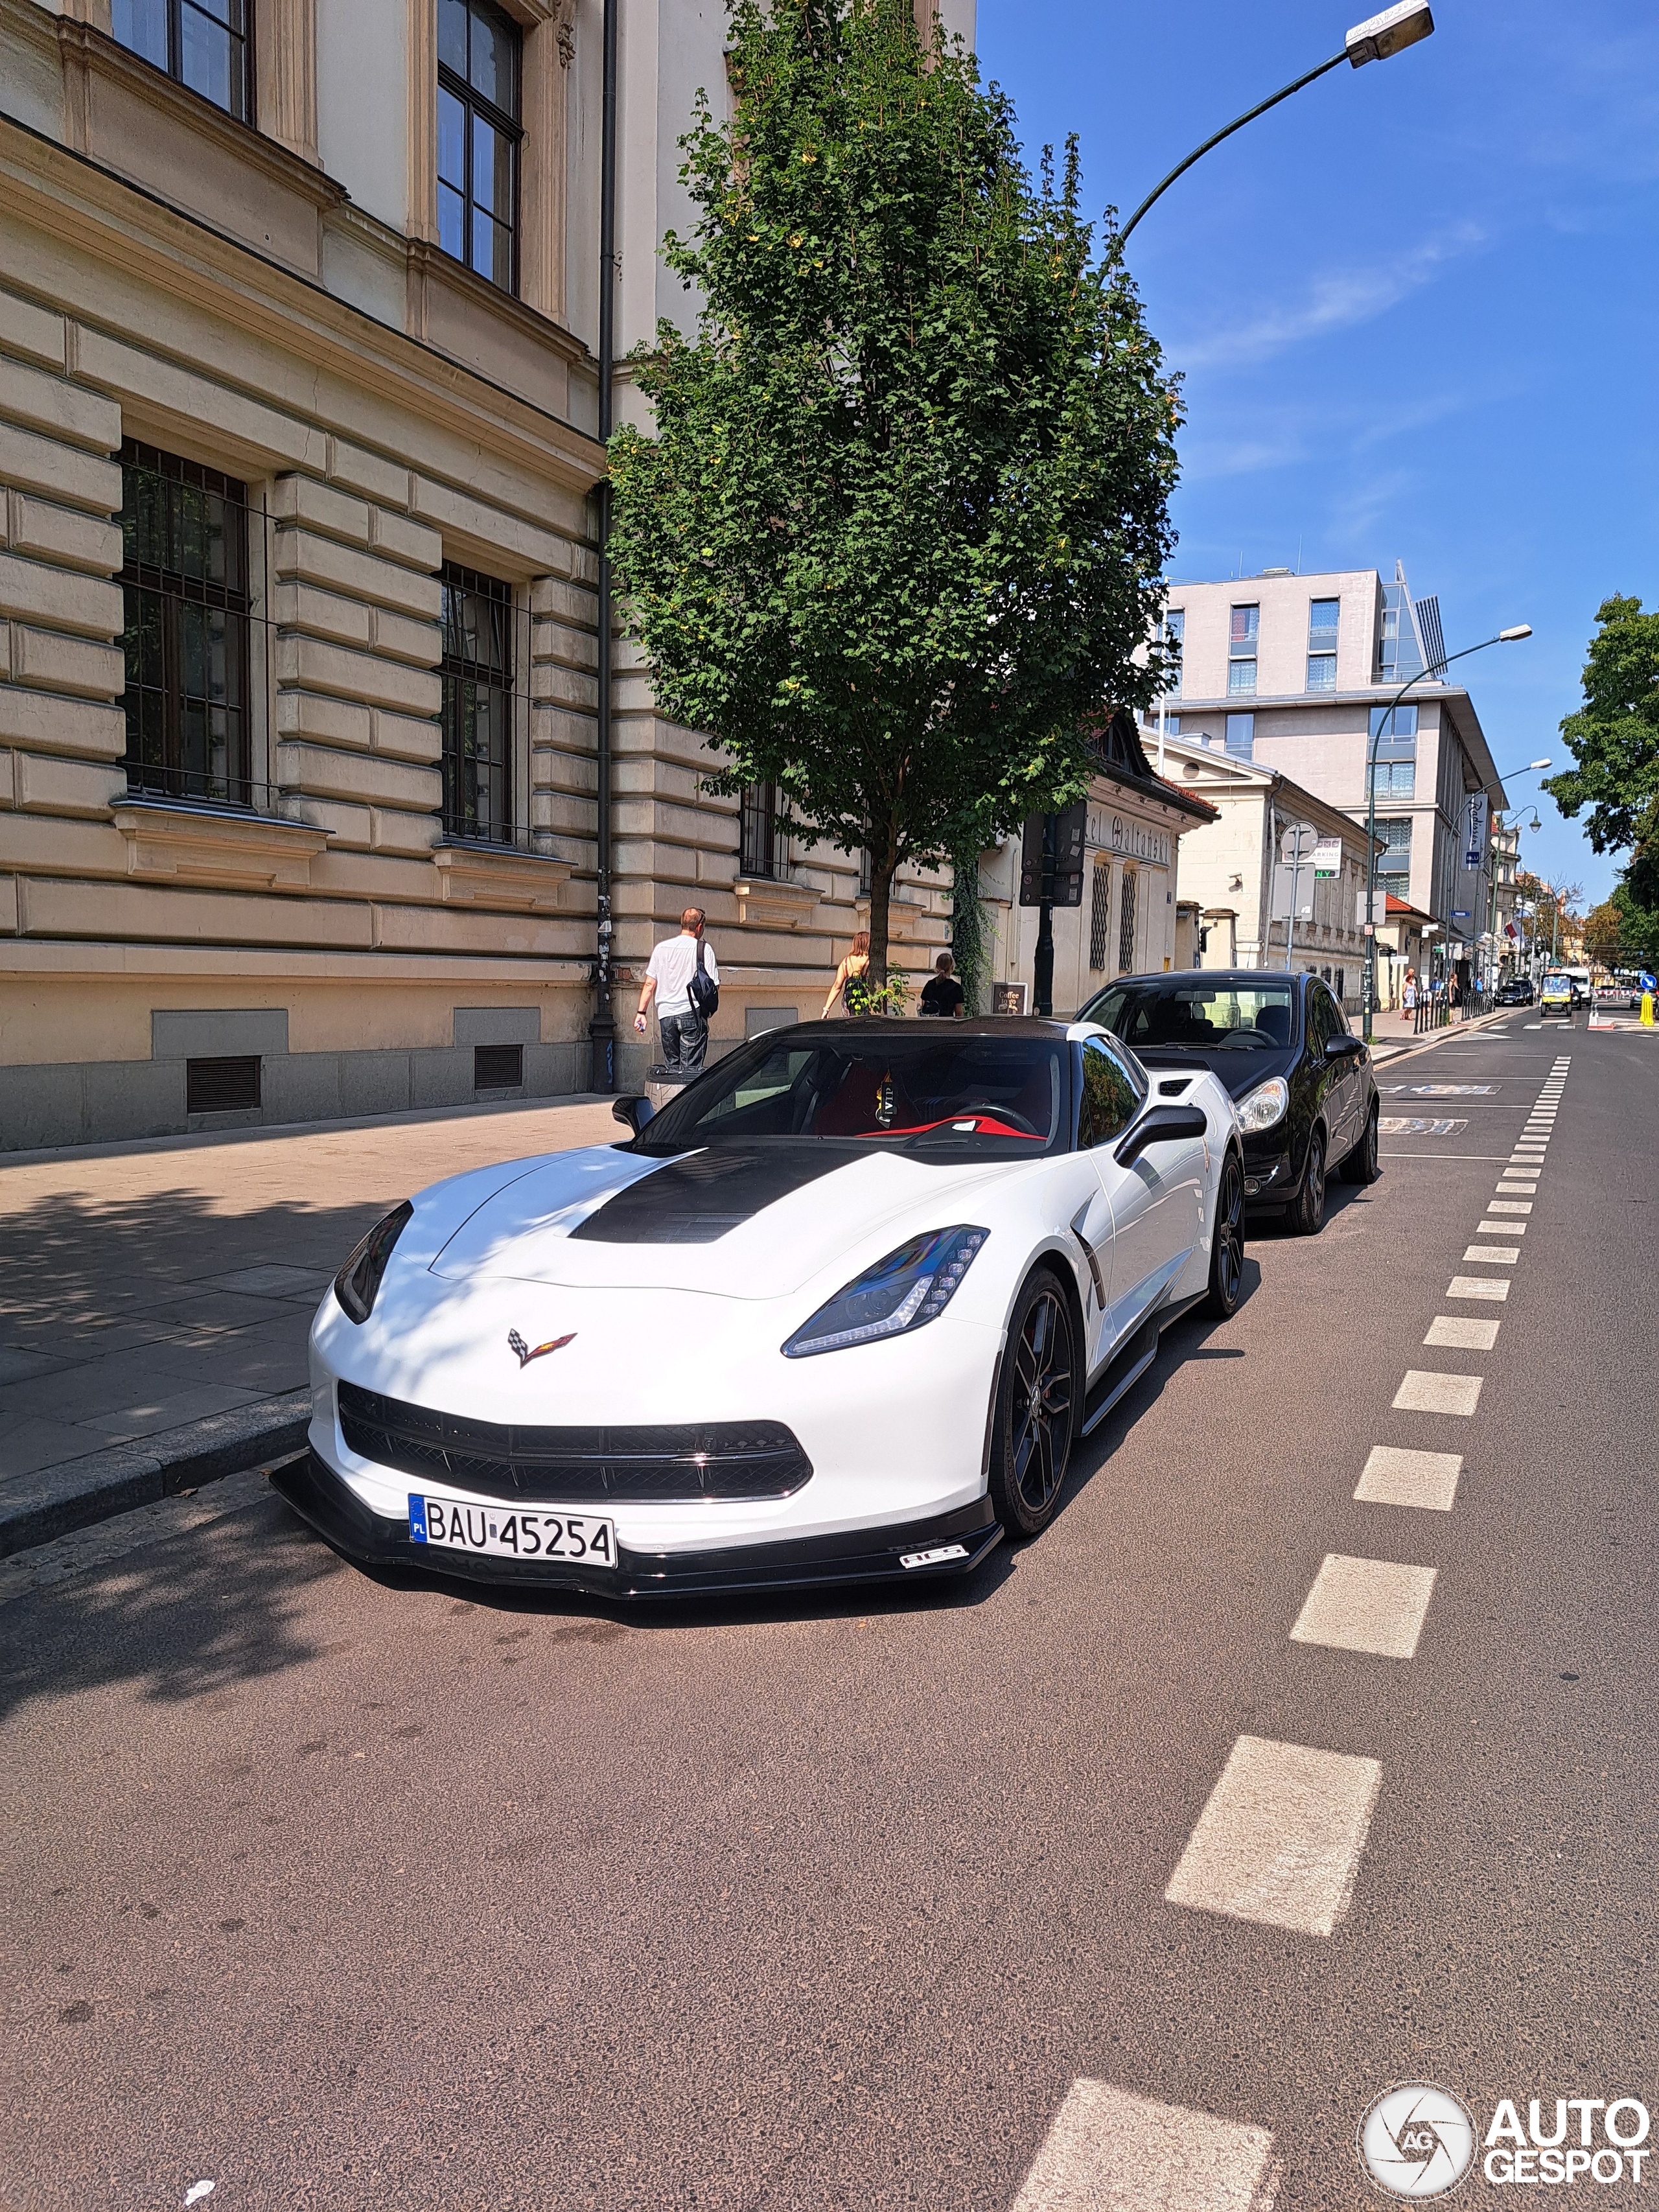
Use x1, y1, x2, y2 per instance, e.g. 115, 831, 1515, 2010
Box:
0, 1495, 344, 1725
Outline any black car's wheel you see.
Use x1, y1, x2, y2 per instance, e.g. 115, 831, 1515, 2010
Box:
1291, 1125, 1327, 1236
988, 1270, 1078, 1540
1341, 1099, 1381, 1185
1202, 1147, 1246, 1318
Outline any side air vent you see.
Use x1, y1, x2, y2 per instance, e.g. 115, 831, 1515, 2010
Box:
187, 1056, 261, 1113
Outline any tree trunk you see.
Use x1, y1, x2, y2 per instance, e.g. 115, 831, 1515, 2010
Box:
868, 859, 892, 989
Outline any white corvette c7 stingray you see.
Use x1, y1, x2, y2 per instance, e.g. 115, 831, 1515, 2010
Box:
279, 1018, 1244, 1598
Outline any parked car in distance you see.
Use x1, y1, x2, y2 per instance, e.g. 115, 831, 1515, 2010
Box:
1496, 977, 1534, 1007
1075, 970, 1377, 1237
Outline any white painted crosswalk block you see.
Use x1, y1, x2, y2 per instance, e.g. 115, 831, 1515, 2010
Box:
1165, 1736, 1382, 1937
1426, 1315, 1500, 1349
1012, 2081, 1278, 2212
1395, 1370, 1483, 1415
1463, 1245, 1517, 1263
1355, 1445, 1461, 1511
1477, 1217, 1525, 1234
1447, 1275, 1509, 1301
1489, 1199, 1533, 1215
1290, 1554, 1439, 1659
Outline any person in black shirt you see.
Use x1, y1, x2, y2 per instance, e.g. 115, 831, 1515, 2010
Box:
919, 952, 966, 1018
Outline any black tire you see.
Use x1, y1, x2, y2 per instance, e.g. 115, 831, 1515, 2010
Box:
988, 1270, 1078, 1540
1202, 1147, 1246, 1318
1291, 1126, 1327, 1237
1341, 1099, 1381, 1185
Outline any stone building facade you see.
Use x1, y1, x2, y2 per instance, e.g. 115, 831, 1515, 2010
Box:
0, 0, 970, 1151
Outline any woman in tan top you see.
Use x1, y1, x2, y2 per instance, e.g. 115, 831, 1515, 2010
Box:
822, 931, 874, 1018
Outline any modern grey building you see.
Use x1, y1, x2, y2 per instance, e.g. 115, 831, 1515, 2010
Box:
1146, 563, 1511, 986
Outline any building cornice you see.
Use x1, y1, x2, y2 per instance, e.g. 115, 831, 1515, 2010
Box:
0, 115, 605, 498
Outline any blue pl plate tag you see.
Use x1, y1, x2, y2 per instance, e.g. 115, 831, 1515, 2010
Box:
408, 1495, 428, 1543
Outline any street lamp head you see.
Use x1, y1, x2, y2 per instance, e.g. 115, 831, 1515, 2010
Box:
1498, 624, 1533, 642
1527, 756, 1551, 771
1346, 1, 1434, 67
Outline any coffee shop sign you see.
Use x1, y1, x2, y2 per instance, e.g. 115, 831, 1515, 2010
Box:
1088, 811, 1170, 867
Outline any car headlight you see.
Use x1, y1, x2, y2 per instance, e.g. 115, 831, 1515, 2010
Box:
782, 1226, 988, 1358
334, 1202, 413, 1325
1236, 1077, 1290, 1135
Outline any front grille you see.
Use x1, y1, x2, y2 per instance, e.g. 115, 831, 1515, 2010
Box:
337, 1380, 813, 1503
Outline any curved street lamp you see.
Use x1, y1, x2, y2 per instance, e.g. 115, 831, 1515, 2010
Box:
1362, 625, 1531, 1042
1120, 3, 1435, 244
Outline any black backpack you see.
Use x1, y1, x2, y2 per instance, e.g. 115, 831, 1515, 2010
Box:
687, 937, 719, 1018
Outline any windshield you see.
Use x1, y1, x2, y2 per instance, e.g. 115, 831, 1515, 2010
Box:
638, 1030, 1069, 1157
1081, 980, 1295, 1054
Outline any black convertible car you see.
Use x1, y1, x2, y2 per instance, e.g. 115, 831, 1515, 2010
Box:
1078, 969, 1378, 1234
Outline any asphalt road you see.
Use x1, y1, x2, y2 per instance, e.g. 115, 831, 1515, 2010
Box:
5, 1018, 1656, 2212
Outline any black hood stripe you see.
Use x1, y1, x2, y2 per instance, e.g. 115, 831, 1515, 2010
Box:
568, 1145, 854, 1244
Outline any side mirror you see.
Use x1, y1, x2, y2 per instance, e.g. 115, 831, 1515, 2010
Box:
612, 1095, 655, 1137
1113, 1102, 1208, 1169
1325, 1033, 1365, 1060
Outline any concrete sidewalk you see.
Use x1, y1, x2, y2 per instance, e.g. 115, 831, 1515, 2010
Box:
0, 1008, 1510, 1555
0, 1093, 619, 1553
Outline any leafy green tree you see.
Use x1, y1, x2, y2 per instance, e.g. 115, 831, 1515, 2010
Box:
1545, 595, 1659, 909
607, 0, 1181, 980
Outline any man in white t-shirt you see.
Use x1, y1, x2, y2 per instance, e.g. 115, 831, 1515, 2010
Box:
634, 907, 719, 1073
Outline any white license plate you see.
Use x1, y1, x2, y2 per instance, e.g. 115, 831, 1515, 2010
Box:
409, 1494, 616, 1568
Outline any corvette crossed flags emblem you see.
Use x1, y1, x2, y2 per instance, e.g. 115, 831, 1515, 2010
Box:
507, 1328, 576, 1369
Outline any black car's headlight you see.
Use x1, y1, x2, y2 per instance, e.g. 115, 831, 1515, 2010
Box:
782, 1226, 988, 1358
334, 1202, 413, 1325
1236, 1077, 1290, 1136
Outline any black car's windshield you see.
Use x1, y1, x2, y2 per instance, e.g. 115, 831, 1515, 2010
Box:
1083, 980, 1295, 1054
638, 1030, 1069, 1157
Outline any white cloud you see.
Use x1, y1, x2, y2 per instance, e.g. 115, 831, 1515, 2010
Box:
1174, 222, 1488, 371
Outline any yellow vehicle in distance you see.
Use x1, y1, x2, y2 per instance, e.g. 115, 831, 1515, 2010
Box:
1539, 971, 1574, 1014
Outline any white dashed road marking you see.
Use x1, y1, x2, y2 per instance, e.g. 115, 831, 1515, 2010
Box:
1426, 1315, 1501, 1349
1355, 1445, 1461, 1511
1447, 1275, 1509, 1301
1011, 2081, 1279, 2212
1290, 1555, 1439, 1659
1489, 1199, 1533, 1215
1463, 1244, 1518, 1263
1395, 1370, 1484, 1415
1476, 1217, 1526, 1235
1164, 1736, 1382, 1937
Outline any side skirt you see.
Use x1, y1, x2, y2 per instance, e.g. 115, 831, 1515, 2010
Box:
1078, 1291, 1204, 1440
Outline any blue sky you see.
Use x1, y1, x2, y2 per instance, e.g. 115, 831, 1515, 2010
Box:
976, 0, 1659, 905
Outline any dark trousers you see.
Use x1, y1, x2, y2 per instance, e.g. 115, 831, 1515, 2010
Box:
658, 1009, 708, 1073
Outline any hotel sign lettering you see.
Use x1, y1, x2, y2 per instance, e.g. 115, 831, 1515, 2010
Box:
1087, 811, 1170, 868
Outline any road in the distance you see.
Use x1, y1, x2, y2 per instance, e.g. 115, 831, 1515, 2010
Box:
5, 1022, 1656, 2212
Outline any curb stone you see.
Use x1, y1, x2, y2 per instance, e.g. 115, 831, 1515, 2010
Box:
0, 1388, 312, 1559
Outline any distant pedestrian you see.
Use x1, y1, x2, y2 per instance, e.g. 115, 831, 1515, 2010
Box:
919, 951, 966, 1019
822, 931, 874, 1018
1402, 970, 1417, 1024
634, 906, 719, 1075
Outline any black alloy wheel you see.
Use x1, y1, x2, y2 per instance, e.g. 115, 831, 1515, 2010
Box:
1202, 1147, 1246, 1318
989, 1272, 1078, 1539
1292, 1126, 1327, 1237
1342, 1099, 1382, 1185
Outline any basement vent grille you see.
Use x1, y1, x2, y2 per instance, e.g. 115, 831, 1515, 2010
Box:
474, 1043, 524, 1091
186, 1056, 261, 1113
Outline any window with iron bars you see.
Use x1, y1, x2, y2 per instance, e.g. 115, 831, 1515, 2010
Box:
440, 563, 515, 843
111, 0, 251, 122
1088, 860, 1112, 972
119, 439, 251, 808
1117, 868, 1137, 974
740, 782, 780, 879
